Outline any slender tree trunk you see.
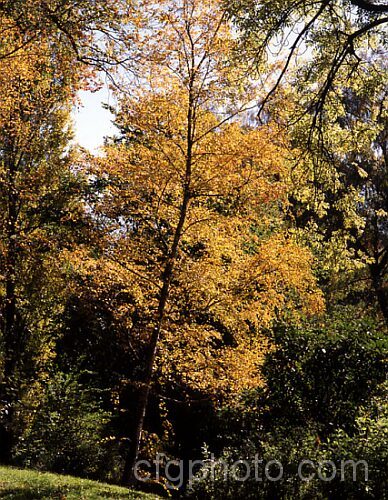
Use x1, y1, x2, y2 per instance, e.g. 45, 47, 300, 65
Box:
0, 149, 19, 462
0, 264, 17, 463
122, 88, 195, 486
3, 150, 19, 382
4, 268, 17, 382
370, 268, 388, 323
0, 269, 16, 462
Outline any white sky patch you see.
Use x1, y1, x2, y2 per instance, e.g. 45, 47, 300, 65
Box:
73, 86, 117, 154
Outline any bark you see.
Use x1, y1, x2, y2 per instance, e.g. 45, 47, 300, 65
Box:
0, 148, 19, 462
349, 0, 388, 14
2, 149, 19, 383
370, 266, 388, 324
122, 84, 195, 486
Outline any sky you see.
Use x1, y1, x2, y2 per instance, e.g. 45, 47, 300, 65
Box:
73, 86, 117, 153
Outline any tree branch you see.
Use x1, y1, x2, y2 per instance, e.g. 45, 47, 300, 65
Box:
349, 0, 388, 14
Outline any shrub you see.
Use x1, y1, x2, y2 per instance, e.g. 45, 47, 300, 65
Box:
12, 371, 122, 482
186, 314, 388, 499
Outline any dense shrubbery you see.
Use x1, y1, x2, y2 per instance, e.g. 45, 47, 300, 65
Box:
12, 372, 122, 482
186, 314, 388, 499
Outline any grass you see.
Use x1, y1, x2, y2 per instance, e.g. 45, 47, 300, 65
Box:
0, 466, 159, 499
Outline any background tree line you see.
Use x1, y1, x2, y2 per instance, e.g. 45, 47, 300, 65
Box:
0, 0, 386, 498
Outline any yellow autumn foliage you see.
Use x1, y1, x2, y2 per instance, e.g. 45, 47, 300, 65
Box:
84, 0, 324, 401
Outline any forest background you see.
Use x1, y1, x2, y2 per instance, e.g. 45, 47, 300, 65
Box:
0, 0, 386, 498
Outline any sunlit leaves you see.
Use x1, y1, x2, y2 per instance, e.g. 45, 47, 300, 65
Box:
89, 0, 324, 402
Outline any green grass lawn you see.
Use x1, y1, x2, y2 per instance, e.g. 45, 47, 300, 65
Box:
0, 466, 159, 499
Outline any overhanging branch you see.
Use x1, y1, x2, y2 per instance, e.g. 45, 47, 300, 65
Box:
349, 0, 388, 14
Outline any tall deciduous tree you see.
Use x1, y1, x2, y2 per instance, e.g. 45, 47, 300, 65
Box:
286, 66, 387, 321
91, 0, 324, 484
0, 18, 90, 459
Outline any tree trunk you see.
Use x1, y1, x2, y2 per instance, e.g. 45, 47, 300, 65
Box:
122, 88, 195, 486
0, 149, 19, 462
2, 151, 19, 383
371, 270, 388, 323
